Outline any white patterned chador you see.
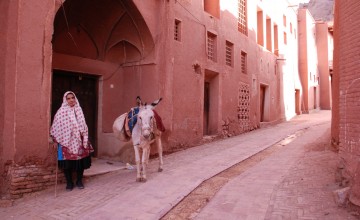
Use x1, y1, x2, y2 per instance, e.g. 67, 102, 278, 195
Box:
50, 91, 90, 160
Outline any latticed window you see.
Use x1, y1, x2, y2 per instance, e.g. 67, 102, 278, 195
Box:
207, 32, 217, 62
225, 41, 233, 67
241, 51, 247, 74
174, 19, 181, 41
238, 0, 247, 35
237, 82, 250, 132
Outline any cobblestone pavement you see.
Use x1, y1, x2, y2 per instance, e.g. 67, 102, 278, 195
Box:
196, 121, 358, 220
264, 129, 352, 220
0, 110, 358, 219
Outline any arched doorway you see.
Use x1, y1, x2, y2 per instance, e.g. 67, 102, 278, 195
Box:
52, 0, 155, 158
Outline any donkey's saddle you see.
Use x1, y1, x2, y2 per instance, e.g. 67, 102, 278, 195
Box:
113, 108, 165, 142
124, 108, 165, 137
127, 107, 140, 133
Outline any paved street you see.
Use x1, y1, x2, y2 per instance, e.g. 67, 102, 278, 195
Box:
0, 110, 357, 219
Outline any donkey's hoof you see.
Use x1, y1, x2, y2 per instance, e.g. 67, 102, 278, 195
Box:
141, 177, 147, 182
136, 178, 141, 182
158, 168, 163, 172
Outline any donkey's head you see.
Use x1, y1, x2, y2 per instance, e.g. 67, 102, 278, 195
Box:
137, 97, 162, 140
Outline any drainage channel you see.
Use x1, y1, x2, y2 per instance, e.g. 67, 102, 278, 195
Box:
161, 128, 307, 220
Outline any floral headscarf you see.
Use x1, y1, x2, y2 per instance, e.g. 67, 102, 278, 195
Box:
50, 91, 89, 159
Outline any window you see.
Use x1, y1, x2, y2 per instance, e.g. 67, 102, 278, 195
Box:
238, 0, 247, 35
257, 9, 264, 46
283, 15, 287, 27
241, 51, 247, 74
274, 24, 279, 56
238, 83, 250, 129
204, 0, 220, 18
174, 19, 181, 41
266, 17, 272, 52
207, 32, 217, 62
284, 32, 287, 45
290, 22, 293, 34
225, 41, 233, 67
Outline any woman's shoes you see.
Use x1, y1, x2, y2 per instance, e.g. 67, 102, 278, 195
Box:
66, 181, 84, 190
66, 182, 74, 191
76, 181, 84, 189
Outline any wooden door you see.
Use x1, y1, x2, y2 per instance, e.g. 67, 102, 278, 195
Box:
51, 70, 98, 155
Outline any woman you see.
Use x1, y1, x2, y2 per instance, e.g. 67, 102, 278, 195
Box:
50, 91, 92, 191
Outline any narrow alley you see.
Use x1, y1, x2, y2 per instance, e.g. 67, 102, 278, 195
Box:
0, 110, 357, 219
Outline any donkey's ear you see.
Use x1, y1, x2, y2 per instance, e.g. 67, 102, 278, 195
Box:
136, 96, 142, 106
150, 98, 162, 108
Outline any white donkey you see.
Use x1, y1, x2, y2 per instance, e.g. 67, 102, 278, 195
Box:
113, 97, 164, 182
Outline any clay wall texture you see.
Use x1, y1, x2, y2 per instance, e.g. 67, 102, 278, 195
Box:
0, 0, 331, 199
298, 8, 321, 113
0, 0, 56, 198
317, 22, 332, 110
333, 0, 360, 207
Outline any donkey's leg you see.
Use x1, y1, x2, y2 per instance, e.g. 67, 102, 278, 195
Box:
145, 146, 151, 165
133, 145, 142, 182
156, 136, 164, 172
141, 146, 149, 182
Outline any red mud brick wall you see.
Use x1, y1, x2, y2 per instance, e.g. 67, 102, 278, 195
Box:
5, 164, 61, 199
333, 0, 360, 207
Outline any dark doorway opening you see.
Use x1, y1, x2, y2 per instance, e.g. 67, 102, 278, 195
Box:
203, 82, 210, 135
203, 69, 219, 136
314, 87, 317, 109
260, 85, 266, 122
51, 69, 98, 156
295, 89, 301, 115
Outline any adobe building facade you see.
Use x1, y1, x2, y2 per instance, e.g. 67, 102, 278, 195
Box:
298, 7, 333, 113
298, 6, 333, 113
0, 0, 330, 199
298, 8, 319, 113
316, 20, 333, 110
332, 0, 360, 207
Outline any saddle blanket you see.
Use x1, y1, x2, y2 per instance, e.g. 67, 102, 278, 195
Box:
112, 109, 165, 142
